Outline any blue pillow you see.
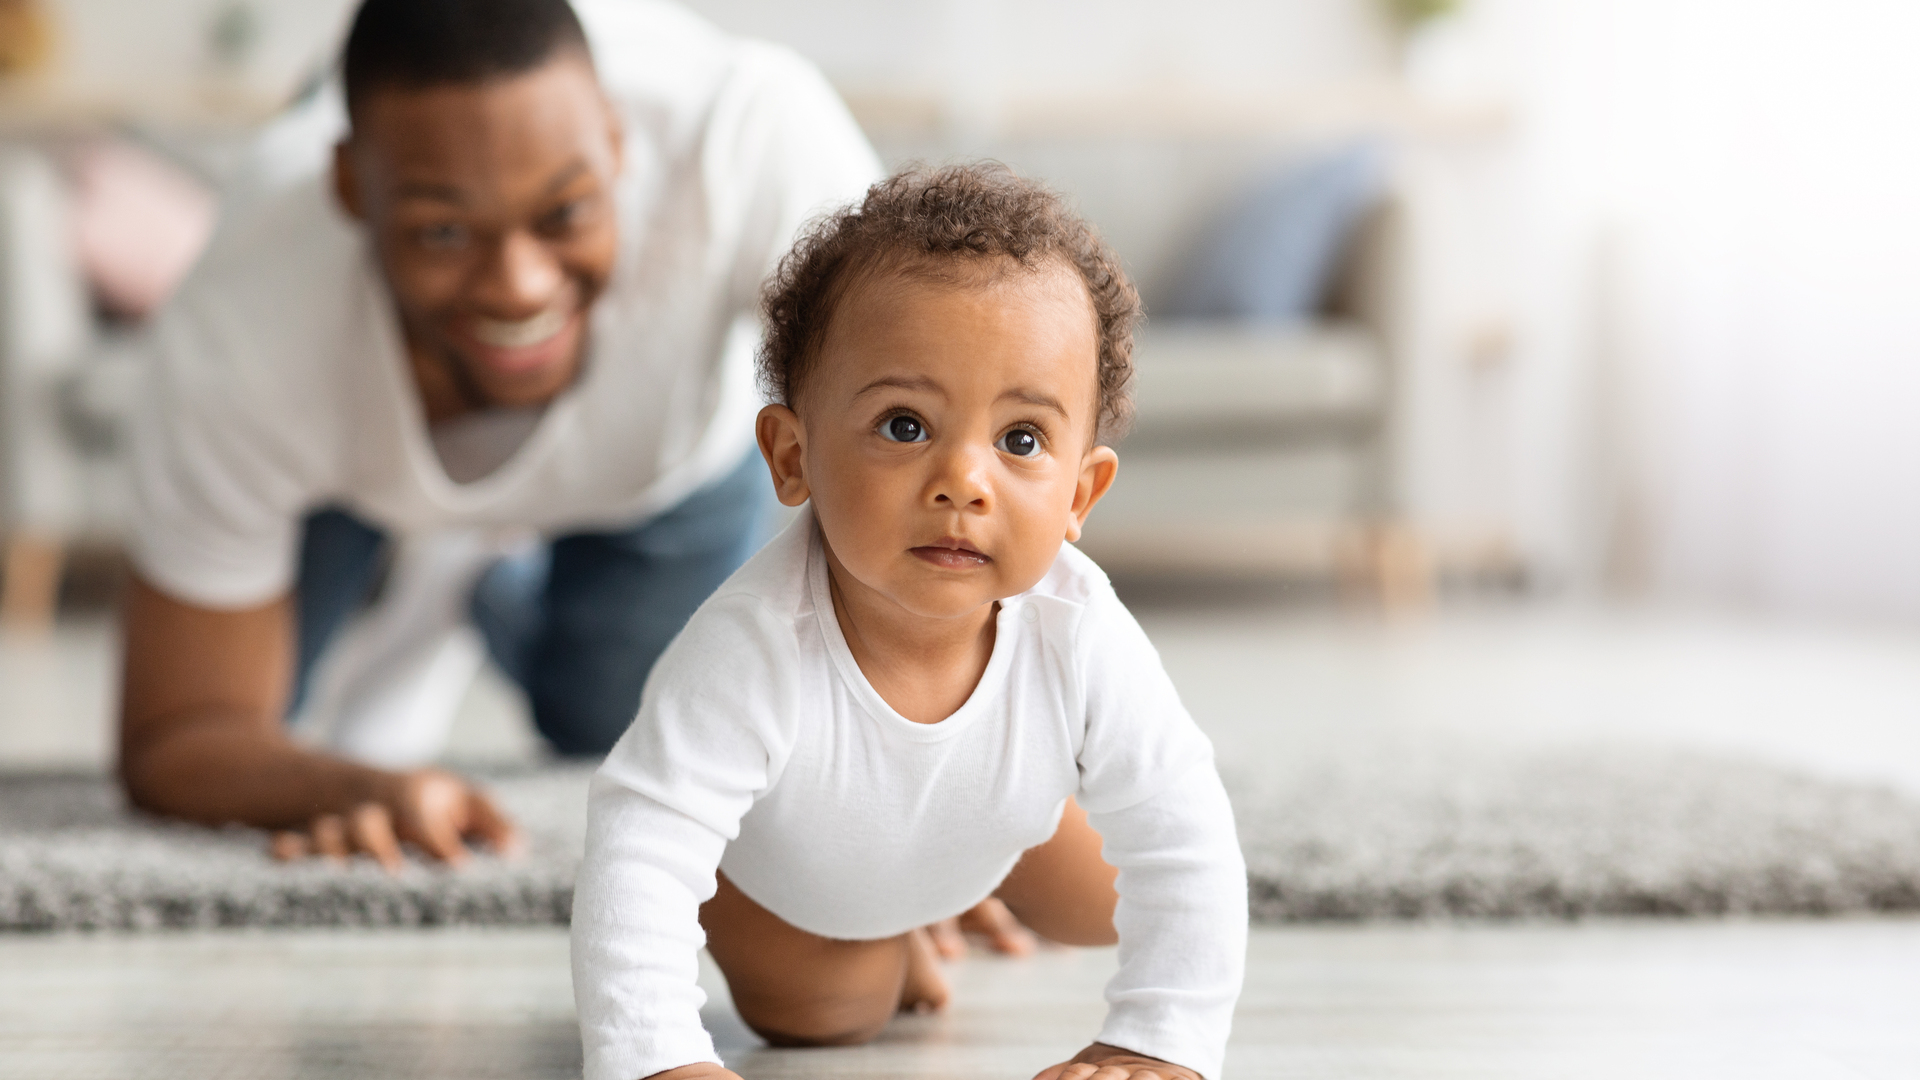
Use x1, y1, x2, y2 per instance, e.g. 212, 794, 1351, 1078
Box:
1163, 141, 1387, 323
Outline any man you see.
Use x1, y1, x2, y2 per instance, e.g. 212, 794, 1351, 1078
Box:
117, 0, 880, 865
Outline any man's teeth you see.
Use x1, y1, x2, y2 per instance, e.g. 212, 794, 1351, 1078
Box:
471, 307, 570, 349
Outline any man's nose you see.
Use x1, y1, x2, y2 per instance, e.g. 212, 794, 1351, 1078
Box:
472, 229, 563, 314
928, 441, 993, 511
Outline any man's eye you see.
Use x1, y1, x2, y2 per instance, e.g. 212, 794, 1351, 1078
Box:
880, 414, 927, 443
998, 428, 1040, 457
540, 200, 586, 234
417, 223, 470, 251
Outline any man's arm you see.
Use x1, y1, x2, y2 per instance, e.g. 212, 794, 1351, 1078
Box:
118, 573, 516, 866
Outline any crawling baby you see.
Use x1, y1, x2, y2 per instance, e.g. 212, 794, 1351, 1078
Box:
572, 163, 1247, 1080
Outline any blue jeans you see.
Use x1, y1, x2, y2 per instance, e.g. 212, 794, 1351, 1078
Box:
291, 451, 773, 756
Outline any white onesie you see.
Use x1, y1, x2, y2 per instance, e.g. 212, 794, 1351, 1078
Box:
572, 510, 1248, 1080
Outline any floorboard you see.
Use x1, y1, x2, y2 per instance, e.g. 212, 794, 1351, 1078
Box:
4, 921, 1919, 1080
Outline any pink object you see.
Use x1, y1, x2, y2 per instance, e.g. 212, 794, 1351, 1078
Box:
66, 140, 216, 320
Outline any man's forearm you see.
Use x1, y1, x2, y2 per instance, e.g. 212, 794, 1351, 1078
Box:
120, 715, 392, 830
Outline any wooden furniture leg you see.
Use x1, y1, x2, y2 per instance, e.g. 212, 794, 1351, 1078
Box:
1368, 521, 1432, 612
1, 533, 64, 631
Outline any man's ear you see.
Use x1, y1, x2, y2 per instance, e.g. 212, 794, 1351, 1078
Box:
332, 139, 365, 221
1064, 445, 1119, 543
756, 403, 811, 507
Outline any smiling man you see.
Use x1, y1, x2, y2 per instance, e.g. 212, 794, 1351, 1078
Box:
116, 0, 879, 863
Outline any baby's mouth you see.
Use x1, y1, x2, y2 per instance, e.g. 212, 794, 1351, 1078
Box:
911, 538, 990, 569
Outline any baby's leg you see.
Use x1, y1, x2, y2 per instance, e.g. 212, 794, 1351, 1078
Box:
994, 798, 1120, 946
704, 801, 1114, 1047
702, 872, 940, 1047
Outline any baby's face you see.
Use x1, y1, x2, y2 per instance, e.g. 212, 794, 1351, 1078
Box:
761, 259, 1118, 622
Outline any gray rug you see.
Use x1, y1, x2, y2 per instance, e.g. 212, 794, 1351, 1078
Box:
0, 764, 591, 932
1226, 741, 1920, 920
5, 744, 1920, 931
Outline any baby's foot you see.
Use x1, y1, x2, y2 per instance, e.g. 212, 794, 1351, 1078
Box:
956, 897, 1036, 956
927, 898, 1038, 959
899, 927, 951, 1014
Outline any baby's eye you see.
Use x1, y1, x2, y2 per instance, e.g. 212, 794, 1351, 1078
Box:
997, 428, 1041, 457
879, 414, 928, 443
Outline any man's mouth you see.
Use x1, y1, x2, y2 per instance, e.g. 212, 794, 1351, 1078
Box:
457, 305, 580, 377
910, 537, 991, 569
470, 306, 572, 350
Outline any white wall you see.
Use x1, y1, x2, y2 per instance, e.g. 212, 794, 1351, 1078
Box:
43, 0, 1394, 106
1461, 0, 1920, 618
681, 0, 1392, 100
43, 0, 355, 106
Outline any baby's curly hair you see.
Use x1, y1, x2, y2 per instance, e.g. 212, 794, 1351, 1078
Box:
758, 162, 1140, 443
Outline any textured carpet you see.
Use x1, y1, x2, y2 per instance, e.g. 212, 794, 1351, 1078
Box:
5, 744, 1920, 931
0, 764, 590, 932
1226, 740, 1920, 920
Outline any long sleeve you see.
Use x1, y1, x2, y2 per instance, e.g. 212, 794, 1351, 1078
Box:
572, 594, 802, 1080
1087, 769, 1247, 1080
1072, 583, 1248, 1080
573, 779, 733, 1080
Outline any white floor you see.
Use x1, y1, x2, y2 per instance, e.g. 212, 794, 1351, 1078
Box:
3, 920, 1918, 1080
1140, 603, 1920, 797
5, 600, 1920, 1079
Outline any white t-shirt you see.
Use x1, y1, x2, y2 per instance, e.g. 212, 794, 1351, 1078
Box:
572, 511, 1248, 1080
128, 0, 881, 609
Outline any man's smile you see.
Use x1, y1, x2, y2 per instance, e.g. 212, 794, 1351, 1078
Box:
455, 305, 581, 376
471, 305, 571, 348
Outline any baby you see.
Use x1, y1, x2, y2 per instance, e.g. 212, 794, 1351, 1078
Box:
572, 164, 1247, 1080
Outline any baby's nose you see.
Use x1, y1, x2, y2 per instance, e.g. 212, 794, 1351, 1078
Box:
929, 445, 993, 508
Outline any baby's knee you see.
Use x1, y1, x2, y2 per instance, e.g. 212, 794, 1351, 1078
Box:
734, 990, 894, 1049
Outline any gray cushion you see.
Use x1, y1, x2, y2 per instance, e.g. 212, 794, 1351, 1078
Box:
1162, 141, 1387, 322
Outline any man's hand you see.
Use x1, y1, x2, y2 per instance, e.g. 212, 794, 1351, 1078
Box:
119, 576, 521, 874
268, 767, 520, 871
1032, 1043, 1204, 1080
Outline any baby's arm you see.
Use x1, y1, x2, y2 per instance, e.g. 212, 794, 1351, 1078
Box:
1058, 591, 1249, 1080
1071, 769, 1246, 1080
573, 777, 737, 1080
571, 596, 798, 1080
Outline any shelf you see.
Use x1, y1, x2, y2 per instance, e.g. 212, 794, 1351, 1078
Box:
839, 79, 1511, 143
0, 78, 286, 135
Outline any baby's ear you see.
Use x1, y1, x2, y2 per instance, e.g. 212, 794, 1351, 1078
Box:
1065, 445, 1119, 543
756, 404, 811, 507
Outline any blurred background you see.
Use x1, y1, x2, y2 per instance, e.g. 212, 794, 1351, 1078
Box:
4, 0, 1920, 794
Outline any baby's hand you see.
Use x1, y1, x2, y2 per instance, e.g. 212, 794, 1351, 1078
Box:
641, 1060, 737, 1076
644, 1063, 742, 1080
1032, 1043, 1204, 1080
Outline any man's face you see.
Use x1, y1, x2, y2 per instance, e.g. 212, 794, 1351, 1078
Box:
335, 51, 622, 409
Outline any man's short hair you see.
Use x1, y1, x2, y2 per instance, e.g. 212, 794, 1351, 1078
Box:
342, 0, 591, 119
759, 163, 1141, 444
